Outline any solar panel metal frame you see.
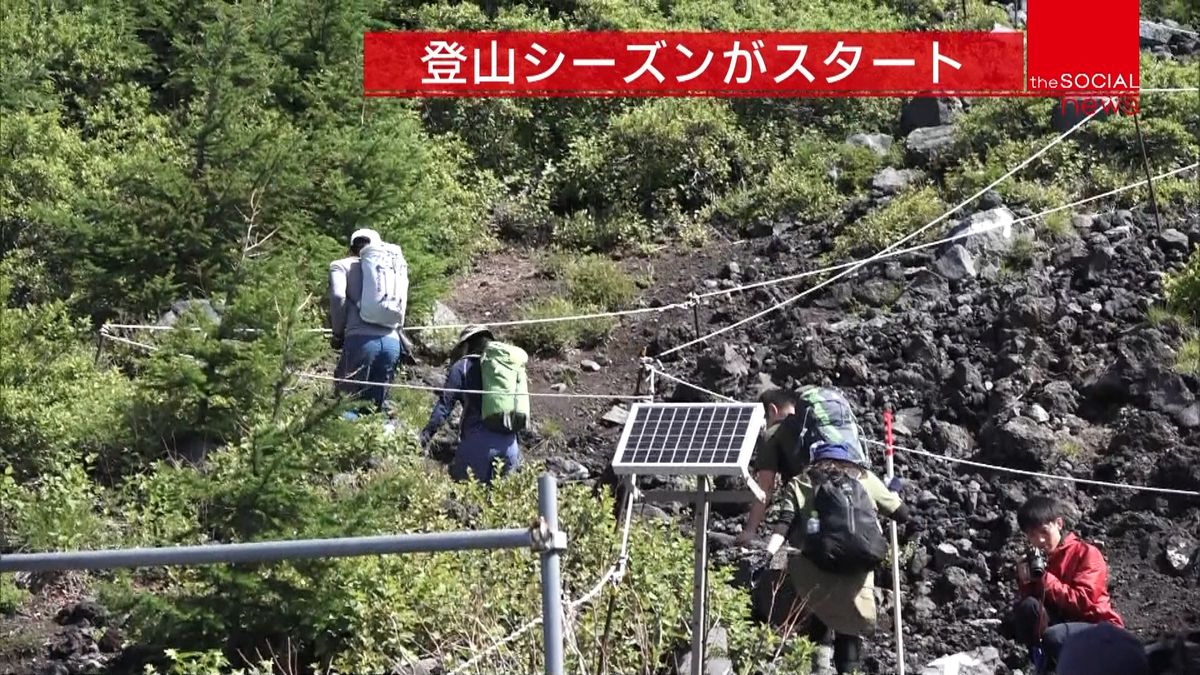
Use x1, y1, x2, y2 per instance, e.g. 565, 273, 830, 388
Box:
610, 402, 765, 476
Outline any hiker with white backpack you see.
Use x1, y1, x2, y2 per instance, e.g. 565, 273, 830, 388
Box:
328, 228, 409, 412
419, 325, 528, 485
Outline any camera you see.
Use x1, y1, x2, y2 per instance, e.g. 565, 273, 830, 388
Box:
1027, 548, 1047, 580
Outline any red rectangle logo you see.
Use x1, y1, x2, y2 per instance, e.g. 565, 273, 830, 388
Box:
363, 31, 1026, 97
1027, 0, 1140, 94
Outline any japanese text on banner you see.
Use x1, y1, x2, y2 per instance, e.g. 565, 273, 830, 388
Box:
363, 31, 1027, 97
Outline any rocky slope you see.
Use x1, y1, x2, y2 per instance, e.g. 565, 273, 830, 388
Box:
552, 67, 1200, 674
644, 200, 1200, 674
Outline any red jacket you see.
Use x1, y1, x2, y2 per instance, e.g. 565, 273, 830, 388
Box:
1019, 533, 1124, 627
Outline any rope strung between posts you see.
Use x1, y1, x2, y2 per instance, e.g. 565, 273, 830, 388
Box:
296, 372, 652, 401
648, 367, 739, 404
658, 105, 1109, 358
95, 332, 651, 401
444, 489, 638, 675
694, 162, 1199, 300
99, 299, 697, 335
862, 438, 1200, 497
648, 366, 1200, 498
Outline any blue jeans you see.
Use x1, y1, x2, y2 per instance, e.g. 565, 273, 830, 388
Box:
450, 429, 522, 485
338, 334, 402, 410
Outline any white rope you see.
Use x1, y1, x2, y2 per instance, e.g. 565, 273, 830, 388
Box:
446, 490, 638, 675
98, 332, 162, 351
1141, 20, 1200, 36
864, 439, 1200, 497
444, 614, 546, 675
1139, 87, 1200, 93
100, 300, 694, 336
97, 333, 650, 401
296, 372, 651, 401
660, 105, 1108, 357
100, 154, 1191, 349
101, 324, 326, 333
399, 301, 695, 333
696, 162, 1199, 300
649, 367, 737, 403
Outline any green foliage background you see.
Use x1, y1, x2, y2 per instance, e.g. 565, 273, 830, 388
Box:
0, 0, 1197, 672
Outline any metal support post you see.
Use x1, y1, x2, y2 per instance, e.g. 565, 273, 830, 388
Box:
538, 473, 565, 675
689, 475, 711, 675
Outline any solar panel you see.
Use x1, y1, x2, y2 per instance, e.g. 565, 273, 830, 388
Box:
611, 402, 765, 476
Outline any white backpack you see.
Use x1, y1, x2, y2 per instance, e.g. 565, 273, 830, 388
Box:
357, 241, 408, 328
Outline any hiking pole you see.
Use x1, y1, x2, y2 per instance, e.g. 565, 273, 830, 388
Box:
884, 409, 906, 675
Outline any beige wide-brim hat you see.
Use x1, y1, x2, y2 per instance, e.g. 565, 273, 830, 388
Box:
450, 324, 494, 361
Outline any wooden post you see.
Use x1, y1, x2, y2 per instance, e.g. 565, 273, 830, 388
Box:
1133, 112, 1163, 232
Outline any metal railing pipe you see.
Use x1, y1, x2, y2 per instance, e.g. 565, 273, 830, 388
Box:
0, 528, 534, 573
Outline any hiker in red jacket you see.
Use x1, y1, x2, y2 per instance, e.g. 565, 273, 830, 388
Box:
1008, 495, 1125, 673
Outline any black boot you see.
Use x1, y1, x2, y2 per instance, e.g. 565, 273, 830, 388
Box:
833, 634, 863, 675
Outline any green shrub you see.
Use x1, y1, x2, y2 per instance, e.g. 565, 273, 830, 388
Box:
1141, 0, 1199, 22
100, 438, 761, 675
945, 135, 1086, 208
0, 573, 25, 615
555, 99, 755, 235
829, 184, 947, 259
1002, 231, 1039, 273
1165, 249, 1200, 326
546, 254, 639, 312
711, 137, 845, 231
832, 143, 890, 195
0, 275, 136, 480
0, 460, 116, 552
1039, 209, 1074, 240
510, 296, 617, 355
551, 209, 654, 254
1176, 338, 1200, 376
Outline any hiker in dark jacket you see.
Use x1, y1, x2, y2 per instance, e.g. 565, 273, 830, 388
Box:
764, 442, 908, 675
737, 388, 798, 545
1008, 495, 1125, 673
419, 325, 521, 484
738, 385, 870, 545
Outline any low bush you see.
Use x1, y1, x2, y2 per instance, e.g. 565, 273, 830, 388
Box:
710, 137, 846, 232
1165, 248, 1200, 326
829, 184, 947, 259
546, 253, 640, 312
510, 296, 617, 355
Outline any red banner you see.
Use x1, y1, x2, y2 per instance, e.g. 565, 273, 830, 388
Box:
363, 31, 1027, 97
1026, 0, 1140, 94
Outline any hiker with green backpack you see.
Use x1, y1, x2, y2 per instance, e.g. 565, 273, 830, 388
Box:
419, 325, 529, 484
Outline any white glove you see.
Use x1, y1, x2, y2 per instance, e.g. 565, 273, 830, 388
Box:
765, 533, 786, 556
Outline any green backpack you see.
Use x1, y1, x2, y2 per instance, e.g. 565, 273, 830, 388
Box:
480, 341, 530, 433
